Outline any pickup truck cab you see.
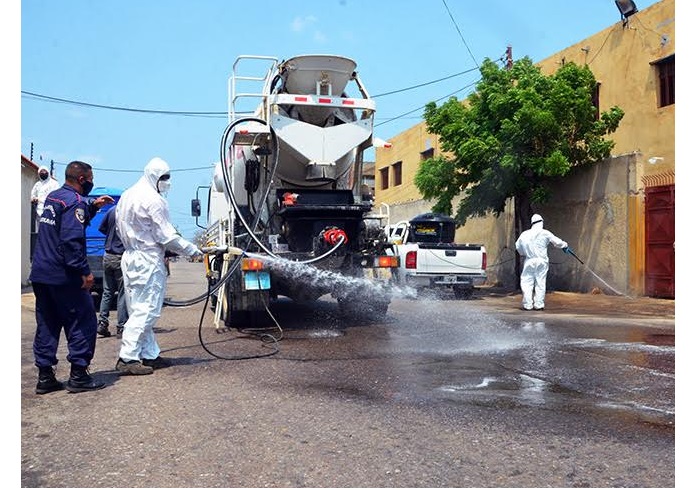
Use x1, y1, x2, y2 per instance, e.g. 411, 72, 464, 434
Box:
387, 213, 487, 299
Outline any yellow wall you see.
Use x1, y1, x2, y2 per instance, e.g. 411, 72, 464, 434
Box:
535, 0, 675, 183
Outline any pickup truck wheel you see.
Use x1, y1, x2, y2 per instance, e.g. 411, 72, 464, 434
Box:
453, 286, 473, 300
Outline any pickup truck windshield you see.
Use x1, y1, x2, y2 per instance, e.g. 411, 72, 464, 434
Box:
410, 222, 455, 244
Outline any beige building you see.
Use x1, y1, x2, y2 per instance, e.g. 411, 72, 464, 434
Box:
374, 0, 675, 298
21, 155, 41, 288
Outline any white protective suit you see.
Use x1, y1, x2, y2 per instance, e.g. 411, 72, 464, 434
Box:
115, 157, 201, 362
515, 214, 568, 310
30, 165, 60, 217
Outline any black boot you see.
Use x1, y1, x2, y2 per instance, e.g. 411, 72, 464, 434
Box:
65, 365, 106, 393
36, 366, 64, 395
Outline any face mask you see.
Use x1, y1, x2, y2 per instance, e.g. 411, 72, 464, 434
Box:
157, 175, 171, 195
80, 179, 94, 197
39, 172, 49, 181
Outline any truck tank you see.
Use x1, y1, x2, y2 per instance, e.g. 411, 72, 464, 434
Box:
197, 54, 397, 329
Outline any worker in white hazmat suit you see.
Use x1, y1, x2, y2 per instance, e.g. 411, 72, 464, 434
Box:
515, 214, 570, 311
114, 157, 203, 375
30, 165, 60, 226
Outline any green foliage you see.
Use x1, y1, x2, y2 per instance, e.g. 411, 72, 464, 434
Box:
416, 57, 624, 224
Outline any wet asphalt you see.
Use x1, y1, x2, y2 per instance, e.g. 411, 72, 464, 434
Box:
19, 261, 677, 488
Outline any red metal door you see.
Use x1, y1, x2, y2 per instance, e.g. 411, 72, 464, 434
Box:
645, 185, 675, 298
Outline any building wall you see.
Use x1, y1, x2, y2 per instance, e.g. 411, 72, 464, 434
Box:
374, 0, 674, 296
21, 155, 39, 288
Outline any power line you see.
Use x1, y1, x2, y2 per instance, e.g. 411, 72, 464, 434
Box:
442, 0, 479, 69
20, 91, 227, 118
21, 64, 481, 123
376, 79, 480, 128
372, 66, 480, 98
49, 159, 215, 174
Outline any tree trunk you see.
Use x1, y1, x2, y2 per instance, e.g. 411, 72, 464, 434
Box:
513, 193, 533, 290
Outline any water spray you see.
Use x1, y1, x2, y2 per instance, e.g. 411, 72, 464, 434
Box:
566, 247, 630, 297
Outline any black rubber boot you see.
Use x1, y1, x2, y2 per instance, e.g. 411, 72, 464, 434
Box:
65, 365, 106, 393
36, 366, 64, 395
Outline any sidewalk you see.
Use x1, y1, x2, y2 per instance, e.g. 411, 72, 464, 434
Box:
474, 285, 675, 321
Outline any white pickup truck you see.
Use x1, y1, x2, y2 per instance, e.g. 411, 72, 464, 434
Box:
387, 213, 487, 299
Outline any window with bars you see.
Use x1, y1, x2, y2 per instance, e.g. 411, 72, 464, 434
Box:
392, 161, 402, 186
380, 167, 389, 190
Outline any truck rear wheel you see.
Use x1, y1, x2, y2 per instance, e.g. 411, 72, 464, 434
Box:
225, 308, 265, 331
337, 295, 389, 322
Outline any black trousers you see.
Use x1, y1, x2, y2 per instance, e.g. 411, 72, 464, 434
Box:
32, 282, 97, 369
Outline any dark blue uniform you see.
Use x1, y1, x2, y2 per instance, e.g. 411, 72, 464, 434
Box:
30, 184, 98, 369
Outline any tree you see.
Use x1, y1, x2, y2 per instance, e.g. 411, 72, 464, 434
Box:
415, 56, 624, 240
192, 229, 208, 249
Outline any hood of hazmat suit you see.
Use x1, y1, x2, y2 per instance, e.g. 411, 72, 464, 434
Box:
115, 157, 199, 258
31, 165, 61, 216
515, 213, 567, 262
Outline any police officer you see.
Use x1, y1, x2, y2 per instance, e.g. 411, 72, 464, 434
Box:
30, 161, 114, 394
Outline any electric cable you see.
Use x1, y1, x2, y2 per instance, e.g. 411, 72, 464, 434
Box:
162, 116, 281, 307
195, 280, 281, 360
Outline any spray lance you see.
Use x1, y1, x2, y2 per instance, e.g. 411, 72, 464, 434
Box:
200, 245, 245, 256
163, 245, 246, 307
563, 246, 583, 264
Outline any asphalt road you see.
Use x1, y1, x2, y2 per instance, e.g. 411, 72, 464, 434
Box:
19, 261, 677, 488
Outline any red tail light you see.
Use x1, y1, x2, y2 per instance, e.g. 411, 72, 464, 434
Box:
482, 252, 487, 270
405, 250, 417, 269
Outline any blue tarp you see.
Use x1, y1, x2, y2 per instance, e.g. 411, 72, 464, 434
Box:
86, 187, 123, 256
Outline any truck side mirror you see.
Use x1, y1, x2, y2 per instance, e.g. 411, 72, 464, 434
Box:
191, 199, 201, 217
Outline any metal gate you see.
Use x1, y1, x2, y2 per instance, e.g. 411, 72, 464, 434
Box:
645, 184, 675, 298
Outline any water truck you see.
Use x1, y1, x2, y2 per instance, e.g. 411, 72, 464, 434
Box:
192, 54, 398, 329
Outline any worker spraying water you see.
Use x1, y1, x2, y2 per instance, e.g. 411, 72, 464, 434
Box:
515, 214, 571, 311
515, 214, 629, 308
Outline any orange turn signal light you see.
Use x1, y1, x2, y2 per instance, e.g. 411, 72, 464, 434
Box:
376, 255, 399, 268
241, 257, 264, 271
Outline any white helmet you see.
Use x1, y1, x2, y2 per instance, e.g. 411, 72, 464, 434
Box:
531, 214, 544, 226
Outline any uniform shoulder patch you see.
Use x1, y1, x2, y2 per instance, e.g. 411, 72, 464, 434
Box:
75, 207, 86, 224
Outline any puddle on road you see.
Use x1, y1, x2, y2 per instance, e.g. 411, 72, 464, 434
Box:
381, 303, 674, 427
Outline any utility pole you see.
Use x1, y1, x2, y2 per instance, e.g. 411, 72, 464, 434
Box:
505, 45, 513, 70
50, 159, 55, 178
30, 143, 34, 162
